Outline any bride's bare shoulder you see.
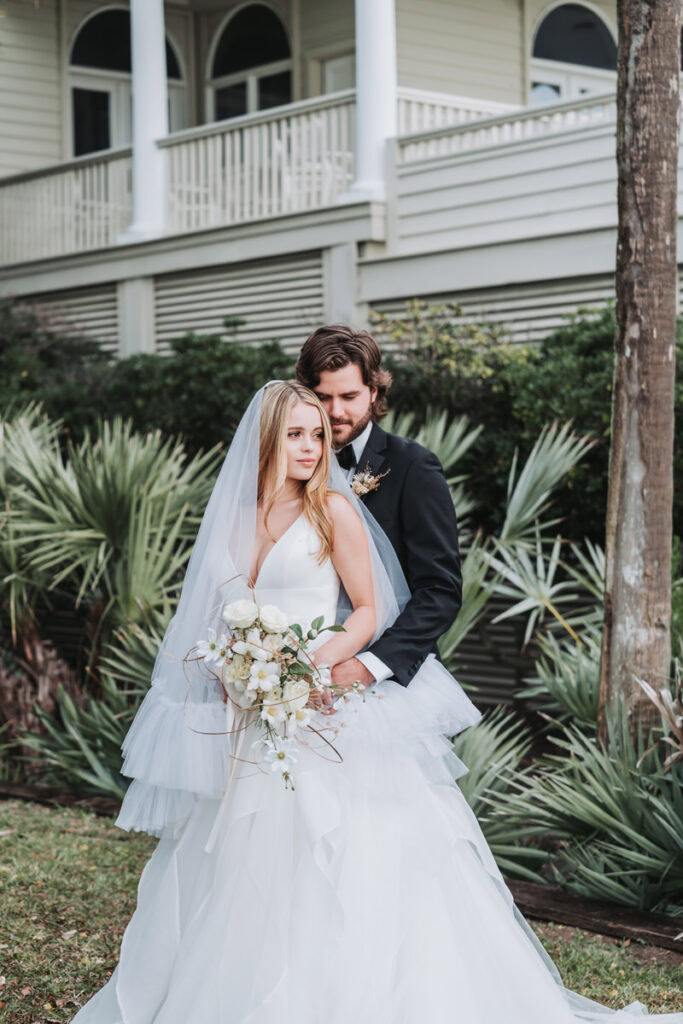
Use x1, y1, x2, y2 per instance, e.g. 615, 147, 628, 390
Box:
324, 490, 356, 516
324, 491, 365, 541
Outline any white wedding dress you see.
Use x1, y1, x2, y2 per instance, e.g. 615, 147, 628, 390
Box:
73, 515, 682, 1024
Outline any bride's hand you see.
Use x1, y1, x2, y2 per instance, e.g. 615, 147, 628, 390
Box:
306, 685, 335, 715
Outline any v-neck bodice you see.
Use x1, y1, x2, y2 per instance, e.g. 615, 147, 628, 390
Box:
253, 513, 340, 633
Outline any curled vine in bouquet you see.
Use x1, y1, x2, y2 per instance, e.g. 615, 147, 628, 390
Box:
188, 598, 374, 789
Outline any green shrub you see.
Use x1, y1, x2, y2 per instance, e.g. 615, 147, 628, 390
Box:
377, 301, 683, 545
1, 302, 293, 454
104, 331, 294, 454
0, 301, 112, 439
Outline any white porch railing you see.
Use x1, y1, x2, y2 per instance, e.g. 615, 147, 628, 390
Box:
162, 91, 356, 234
0, 89, 613, 267
397, 87, 518, 134
0, 149, 132, 266
397, 91, 618, 164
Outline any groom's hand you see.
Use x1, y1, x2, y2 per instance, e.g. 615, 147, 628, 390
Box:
331, 658, 374, 690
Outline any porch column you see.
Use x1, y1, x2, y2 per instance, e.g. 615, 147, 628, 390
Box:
121, 0, 168, 241
347, 0, 398, 201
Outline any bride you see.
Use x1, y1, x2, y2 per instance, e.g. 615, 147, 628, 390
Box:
73, 381, 682, 1024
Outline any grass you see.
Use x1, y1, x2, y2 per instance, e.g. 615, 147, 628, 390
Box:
0, 799, 681, 1023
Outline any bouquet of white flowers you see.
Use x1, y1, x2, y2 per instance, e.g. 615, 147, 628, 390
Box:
196, 598, 363, 789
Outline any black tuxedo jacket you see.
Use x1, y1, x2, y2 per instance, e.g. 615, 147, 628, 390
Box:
355, 422, 462, 687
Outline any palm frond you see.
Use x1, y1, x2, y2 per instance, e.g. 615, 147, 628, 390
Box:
383, 407, 482, 481
500, 422, 595, 544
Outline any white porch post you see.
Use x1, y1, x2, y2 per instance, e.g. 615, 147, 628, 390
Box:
345, 0, 397, 202
121, 0, 168, 241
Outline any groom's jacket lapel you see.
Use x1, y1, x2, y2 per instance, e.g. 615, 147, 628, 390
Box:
357, 422, 387, 480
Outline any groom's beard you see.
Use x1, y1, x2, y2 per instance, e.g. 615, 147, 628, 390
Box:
330, 405, 373, 448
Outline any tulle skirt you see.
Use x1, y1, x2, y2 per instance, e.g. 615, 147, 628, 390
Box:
72, 657, 683, 1024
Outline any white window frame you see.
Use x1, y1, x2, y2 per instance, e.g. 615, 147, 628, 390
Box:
207, 57, 292, 120
529, 57, 616, 104
70, 69, 131, 151
320, 52, 355, 94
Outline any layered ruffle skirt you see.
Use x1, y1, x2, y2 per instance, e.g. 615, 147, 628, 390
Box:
72, 656, 682, 1024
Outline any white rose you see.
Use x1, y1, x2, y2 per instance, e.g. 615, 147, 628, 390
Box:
282, 679, 310, 714
248, 660, 282, 691
259, 604, 290, 634
221, 599, 259, 629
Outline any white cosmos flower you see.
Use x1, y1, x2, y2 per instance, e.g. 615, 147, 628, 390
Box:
245, 627, 269, 661
288, 706, 315, 732
227, 682, 258, 709
261, 632, 284, 655
249, 660, 281, 691
232, 640, 249, 656
260, 685, 287, 725
263, 738, 298, 774
282, 679, 310, 714
221, 599, 259, 629
259, 604, 290, 634
196, 628, 229, 667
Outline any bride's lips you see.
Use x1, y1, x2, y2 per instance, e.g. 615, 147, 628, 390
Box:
298, 459, 316, 467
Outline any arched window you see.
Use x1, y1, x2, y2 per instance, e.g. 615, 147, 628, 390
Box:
530, 4, 617, 105
70, 9, 186, 157
208, 4, 292, 121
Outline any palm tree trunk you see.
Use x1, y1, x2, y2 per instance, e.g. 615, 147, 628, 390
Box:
598, 0, 680, 742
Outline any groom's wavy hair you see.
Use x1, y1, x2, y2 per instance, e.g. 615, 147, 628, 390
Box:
295, 325, 392, 420
258, 381, 334, 564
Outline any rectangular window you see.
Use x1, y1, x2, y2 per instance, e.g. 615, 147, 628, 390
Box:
258, 71, 291, 111
215, 82, 248, 121
73, 87, 111, 156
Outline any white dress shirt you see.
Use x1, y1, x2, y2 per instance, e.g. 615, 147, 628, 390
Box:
334, 421, 393, 685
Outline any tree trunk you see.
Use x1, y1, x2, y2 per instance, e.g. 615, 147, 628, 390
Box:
598, 0, 680, 743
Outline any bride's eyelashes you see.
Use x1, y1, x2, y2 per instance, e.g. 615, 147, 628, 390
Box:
287, 430, 324, 440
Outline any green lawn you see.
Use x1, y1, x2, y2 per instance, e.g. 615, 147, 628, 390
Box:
1, 799, 681, 1023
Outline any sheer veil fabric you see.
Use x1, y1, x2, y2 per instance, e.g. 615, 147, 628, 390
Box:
115, 382, 411, 839
84, 384, 683, 1024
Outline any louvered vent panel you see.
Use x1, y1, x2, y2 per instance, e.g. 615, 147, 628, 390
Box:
372, 274, 615, 346
23, 285, 119, 353
154, 253, 325, 353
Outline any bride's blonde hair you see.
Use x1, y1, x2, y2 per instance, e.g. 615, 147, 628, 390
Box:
258, 380, 334, 563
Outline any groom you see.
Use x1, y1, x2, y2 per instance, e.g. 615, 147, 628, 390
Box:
295, 324, 462, 691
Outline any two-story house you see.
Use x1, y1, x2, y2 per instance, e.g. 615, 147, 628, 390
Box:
0, 1, 646, 358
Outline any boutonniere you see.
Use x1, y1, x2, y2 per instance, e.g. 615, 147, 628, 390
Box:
351, 463, 390, 498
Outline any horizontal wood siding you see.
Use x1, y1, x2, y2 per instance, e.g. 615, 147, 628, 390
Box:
154, 253, 324, 353
395, 124, 618, 255
372, 274, 615, 345
20, 284, 119, 353
396, 0, 523, 105
299, 0, 354, 95
453, 597, 535, 708
0, 0, 62, 176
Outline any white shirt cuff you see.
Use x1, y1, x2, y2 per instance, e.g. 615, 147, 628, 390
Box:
356, 651, 393, 684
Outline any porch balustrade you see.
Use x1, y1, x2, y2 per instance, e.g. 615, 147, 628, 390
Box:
0, 90, 625, 267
